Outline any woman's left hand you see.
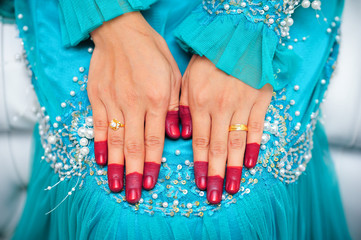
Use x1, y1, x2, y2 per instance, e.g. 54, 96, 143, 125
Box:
180, 55, 273, 204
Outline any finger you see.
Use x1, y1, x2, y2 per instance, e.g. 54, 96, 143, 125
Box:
165, 73, 181, 139
143, 110, 166, 190
225, 111, 249, 194
244, 101, 269, 169
106, 109, 125, 192
207, 114, 231, 204
192, 111, 211, 190
179, 70, 192, 139
124, 110, 145, 204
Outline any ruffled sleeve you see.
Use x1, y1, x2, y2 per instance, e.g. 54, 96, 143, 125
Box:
174, 0, 315, 90
58, 0, 158, 47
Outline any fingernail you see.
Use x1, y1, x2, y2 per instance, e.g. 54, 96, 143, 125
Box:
165, 111, 180, 139
244, 143, 260, 169
94, 141, 107, 165
179, 106, 192, 139
207, 176, 224, 204
126, 172, 142, 204
143, 162, 160, 190
107, 164, 124, 192
225, 166, 242, 194
194, 161, 208, 190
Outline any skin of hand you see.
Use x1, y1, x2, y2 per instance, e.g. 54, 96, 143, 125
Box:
88, 12, 182, 204
180, 55, 273, 204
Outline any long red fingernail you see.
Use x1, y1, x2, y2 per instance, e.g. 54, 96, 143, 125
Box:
207, 176, 224, 204
194, 161, 208, 190
94, 141, 107, 165
225, 166, 242, 194
108, 164, 124, 192
165, 111, 180, 139
126, 172, 143, 204
179, 105, 192, 139
143, 162, 160, 190
244, 143, 260, 168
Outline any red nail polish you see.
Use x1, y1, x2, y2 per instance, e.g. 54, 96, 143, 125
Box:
207, 176, 224, 204
194, 161, 208, 190
225, 166, 242, 194
143, 162, 160, 190
179, 106, 192, 139
107, 164, 124, 192
165, 111, 180, 139
244, 143, 260, 168
94, 141, 107, 165
126, 172, 143, 204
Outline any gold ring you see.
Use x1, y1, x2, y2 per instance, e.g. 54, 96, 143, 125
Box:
229, 124, 248, 132
109, 119, 125, 131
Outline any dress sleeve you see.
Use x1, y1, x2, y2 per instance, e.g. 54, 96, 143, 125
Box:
174, 0, 338, 91
58, 0, 158, 47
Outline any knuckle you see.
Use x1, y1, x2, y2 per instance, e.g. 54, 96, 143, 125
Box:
145, 135, 162, 149
248, 121, 263, 133
209, 142, 227, 156
93, 120, 108, 131
125, 141, 143, 155
216, 95, 234, 109
229, 134, 246, 150
193, 137, 210, 150
108, 134, 124, 147
148, 92, 169, 106
194, 93, 208, 107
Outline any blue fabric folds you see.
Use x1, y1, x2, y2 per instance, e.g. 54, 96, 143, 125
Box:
58, 0, 158, 47
174, 5, 299, 91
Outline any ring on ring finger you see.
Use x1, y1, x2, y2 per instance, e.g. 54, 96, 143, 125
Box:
109, 119, 125, 131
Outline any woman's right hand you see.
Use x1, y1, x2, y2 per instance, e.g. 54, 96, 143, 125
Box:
88, 12, 182, 204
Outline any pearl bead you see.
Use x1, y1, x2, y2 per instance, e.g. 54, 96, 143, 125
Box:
18, 14, 23, 19
290, 100, 295, 105
85, 128, 94, 139
79, 138, 88, 146
280, 169, 285, 175
295, 171, 301, 177
269, 18, 274, 24
162, 202, 168, 208
261, 134, 270, 144
280, 21, 286, 26
56, 116, 61, 122
241, 2, 246, 7
316, 14, 320, 18
261, 144, 266, 150
80, 147, 89, 155
88, 48, 93, 53
335, 16, 340, 21
331, 22, 336, 27
185, 160, 190, 165
173, 200, 179, 206
152, 193, 158, 199
287, 18, 294, 26
326, 28, 332, 33
294, 85, 300, 91
301, 0, 310, 8
61, 102, 66, 108
321, 79, 326, 85
161, 157, 167, 163
223, 4, 230, 10
139, 198, 144, 204
187, 203, 193, 209
263, 5, 269, 11
53, 123, 59, 128
286, 165, 292, 170
288, 45, 293, 50
79, 67, 85, 73
48, 135, 57, 144
23, 26, 28, 31
263, 121, 271, 131
78, 127, 86, 138
298, 165, 306, 171
85, 117, 93, 126
295, 111, 300, 116
70, 91, 75, 96
311, 0, 321, 10
302, 37, 307, 41
315, 99, 319, 104
250, 169, 256, 175
73, 76, 78, 82
294, 125, 300, 131
175, 150, 181, 156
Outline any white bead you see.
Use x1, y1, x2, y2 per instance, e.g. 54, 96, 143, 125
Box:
321, 79, 326, 85
162, 202, 168, 208
316, 14, 320, 18
56, 116, 61, 122
73, 76, 78, 82
222, 194, 226, 200
269, 18, 274, 24
263, 5, 269, 11
53, 123, 59, 128
286, 164, 292, 170
261, 144, 266, 150
223, 4, 230, 10
199, 191, 205, 197
301, 0, 310, 8
139, 198, 144, 204
263, 121, 271, 131
280, 169, 285, 175
250, 169, 256, 175
70, 91, 75, 96
152, 193, 158, 199
185, 160, 190, 165
290, 100, 295, 105
175, 150, 181, 156
295, 171, 301, 177
23, 26, 28, 31
85, 116, 93, 126
88, 48, 93, 53
187, 203, 193, 209
18, 14, 23, 19
331, 22, 336, 27
173, 200, 179, 206
274, 140, 279, 146
334, 16, 340, 21
288, 45, 293, 50
302, 37, 307, 41
298, 165, 306, 171
280, 21, 286, 26
79, 67, 85, 73
287, 18, 294, 26
161, 157, 167, 163
47, 186, 51, 190
326, 28, 332, 33
294, 125, 300, 131
294, 38, 298, 42
261, 134, 270, 144
85, 128, 94, 139
315, 99, 319, 104
61, 102, 66, 108
48, 135, 57, 144
241, 2, 246, 7
80, 147, 89, 155
79, 138, 88, 146
78, 127, 86, 138
311, 0, 321, 10
295, 111, 300, 116
294, 85, 300, 91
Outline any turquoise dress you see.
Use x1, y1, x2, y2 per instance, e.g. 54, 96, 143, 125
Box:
6, 0, 351, 239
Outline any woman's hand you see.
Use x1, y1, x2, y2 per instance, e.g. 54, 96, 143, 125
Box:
180, 55, 273, 204
88, 12, 182, 204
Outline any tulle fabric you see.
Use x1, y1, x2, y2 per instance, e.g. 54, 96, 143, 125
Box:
13, 122, 350, 240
